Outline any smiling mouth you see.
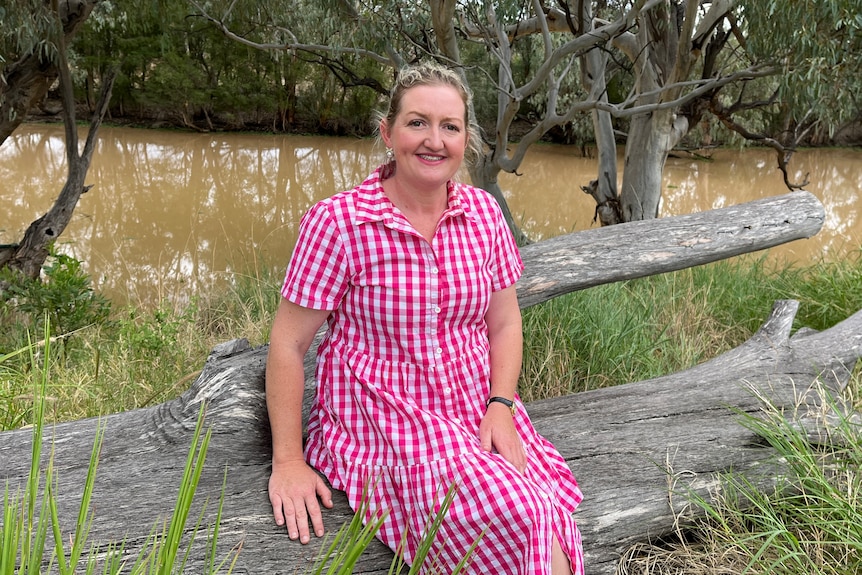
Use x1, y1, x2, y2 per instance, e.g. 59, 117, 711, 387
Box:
418, 154, 445, 161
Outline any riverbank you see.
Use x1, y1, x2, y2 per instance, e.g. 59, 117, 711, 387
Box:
2, 250, 859, 428
26, 105, 862, 146
6, 124, 861, 310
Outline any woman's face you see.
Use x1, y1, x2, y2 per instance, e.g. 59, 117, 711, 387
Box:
380, 84, 468, 192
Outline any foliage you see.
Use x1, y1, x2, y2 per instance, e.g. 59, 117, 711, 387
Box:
742, 0, 862, 131
682, 392, 862, 575
0, 327, 239, 575
0, 0, 61, 120
0, 249, 111, 347
0, 255, 281, 431
66, 0, 391, 133
5, 0, 858, 146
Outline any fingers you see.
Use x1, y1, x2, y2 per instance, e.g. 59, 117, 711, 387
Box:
307, 477, 333, 538
480, 428, 527, 473
316, 477, 334, 508
270, 493, 286, 527
492, 424, 526, 473
479, 426, 493, 452
496, 435, 527, 474
290, 496, 313, 543
276, 494, 316, 543
305, 494, 325, 540
269, 468, 332, 544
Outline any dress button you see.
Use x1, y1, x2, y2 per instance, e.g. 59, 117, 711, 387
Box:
431, 267, 439, 274
444, 387, 452, 394
434, 306, 441, 313
435, 347, 443, 355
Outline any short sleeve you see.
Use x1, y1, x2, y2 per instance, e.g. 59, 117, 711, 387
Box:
281, 201, 349, 310
488, 200, 524, 292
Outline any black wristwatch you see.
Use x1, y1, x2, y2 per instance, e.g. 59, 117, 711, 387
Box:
486, 396, 516, 416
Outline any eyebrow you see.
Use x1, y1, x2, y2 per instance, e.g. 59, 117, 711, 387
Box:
404, 111, 464, 124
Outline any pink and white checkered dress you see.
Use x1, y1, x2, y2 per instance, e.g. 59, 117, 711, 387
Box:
282, 166, 584, 574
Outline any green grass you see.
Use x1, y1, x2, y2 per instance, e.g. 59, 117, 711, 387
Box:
1, 247, 861, 573
619, 389, 862, 575
520, 250, 862, 403
3, 249, 860, 428
0, 256, 285, 428
0, 325, 240, 575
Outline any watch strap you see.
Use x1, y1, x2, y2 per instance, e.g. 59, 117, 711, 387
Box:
486, 396, 516, 416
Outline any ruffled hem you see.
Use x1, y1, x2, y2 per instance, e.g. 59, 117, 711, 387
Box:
307, 435, 584, 575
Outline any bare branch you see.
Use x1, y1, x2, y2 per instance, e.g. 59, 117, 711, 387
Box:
598, 63, 777, 118
692, 0, 736, 47
187, 0, 395, 66
711, 97, 812, 191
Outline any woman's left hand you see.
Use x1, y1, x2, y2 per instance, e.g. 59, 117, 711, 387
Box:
479, 403, 527, 473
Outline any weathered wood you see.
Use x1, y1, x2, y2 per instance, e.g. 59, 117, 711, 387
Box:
1, 190, 854, 575
517, 190, 824, 308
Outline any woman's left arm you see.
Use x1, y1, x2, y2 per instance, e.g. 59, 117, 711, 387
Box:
479, 284, 527, 473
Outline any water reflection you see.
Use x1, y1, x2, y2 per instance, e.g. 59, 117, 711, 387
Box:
2, 125, 859, 308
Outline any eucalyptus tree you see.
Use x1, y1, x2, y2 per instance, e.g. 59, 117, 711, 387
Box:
0, 0, 115, 280
462, 0, 861, 225
0, 0, 102, 144
709, 0, 862, 189
194, 0, 860, 236
479, 1, 781, 225
191, 0, 662, 239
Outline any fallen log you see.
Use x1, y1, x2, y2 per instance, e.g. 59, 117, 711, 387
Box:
2, 190, 857, 575
516, 189, 825, 308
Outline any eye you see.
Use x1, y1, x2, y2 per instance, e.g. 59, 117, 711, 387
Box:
407, 119, 424, 127
444, 124, 461, 132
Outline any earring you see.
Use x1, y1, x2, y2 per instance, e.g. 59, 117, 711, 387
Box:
385, 147, 394, 162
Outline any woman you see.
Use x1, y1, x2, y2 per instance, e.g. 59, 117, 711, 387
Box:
266, 62, 584, 574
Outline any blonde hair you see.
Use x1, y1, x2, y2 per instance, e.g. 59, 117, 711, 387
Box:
377, 62, 483, 166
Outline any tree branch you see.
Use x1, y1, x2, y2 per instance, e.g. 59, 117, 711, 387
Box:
187, 0, 396, 66
710, 96, 812, 190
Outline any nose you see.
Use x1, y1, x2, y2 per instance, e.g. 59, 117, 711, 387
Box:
425, 128, 443, 149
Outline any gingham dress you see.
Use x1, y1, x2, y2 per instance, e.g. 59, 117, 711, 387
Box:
282, 165, 584, 574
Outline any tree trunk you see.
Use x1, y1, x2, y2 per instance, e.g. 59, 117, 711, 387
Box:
469, 154, 531, 245
619, 108, 688, 221
0, 0, 101, 145
580, 35, 621, 226
4, 58, 116, 280
615, 1, 697, 222
0, 191, 843, 575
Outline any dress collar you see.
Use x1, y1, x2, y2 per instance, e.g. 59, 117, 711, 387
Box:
353, 165, 472, 226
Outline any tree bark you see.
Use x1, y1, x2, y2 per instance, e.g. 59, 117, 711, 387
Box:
580, 19, 621, 226
619, 109, 682, 220
1, 191, 849, 575
516, 190, 823, 308
4, 58, 116, 279
0, 0, 101, 145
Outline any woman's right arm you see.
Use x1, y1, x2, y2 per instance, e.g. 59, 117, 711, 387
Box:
266, 298, 333, 543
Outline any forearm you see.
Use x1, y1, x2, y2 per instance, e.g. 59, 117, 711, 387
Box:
486, 286, 524, 402
266, 348, 308, 464
488, 320, 523, 401
266, 299, 330, 465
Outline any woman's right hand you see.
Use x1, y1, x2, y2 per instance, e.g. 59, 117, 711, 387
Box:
269, 459, 334, 543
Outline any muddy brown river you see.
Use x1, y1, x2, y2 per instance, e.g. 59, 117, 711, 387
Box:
2, 124, 859, 308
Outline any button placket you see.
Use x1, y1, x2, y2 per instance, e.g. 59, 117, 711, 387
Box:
424, 245, 452, 413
